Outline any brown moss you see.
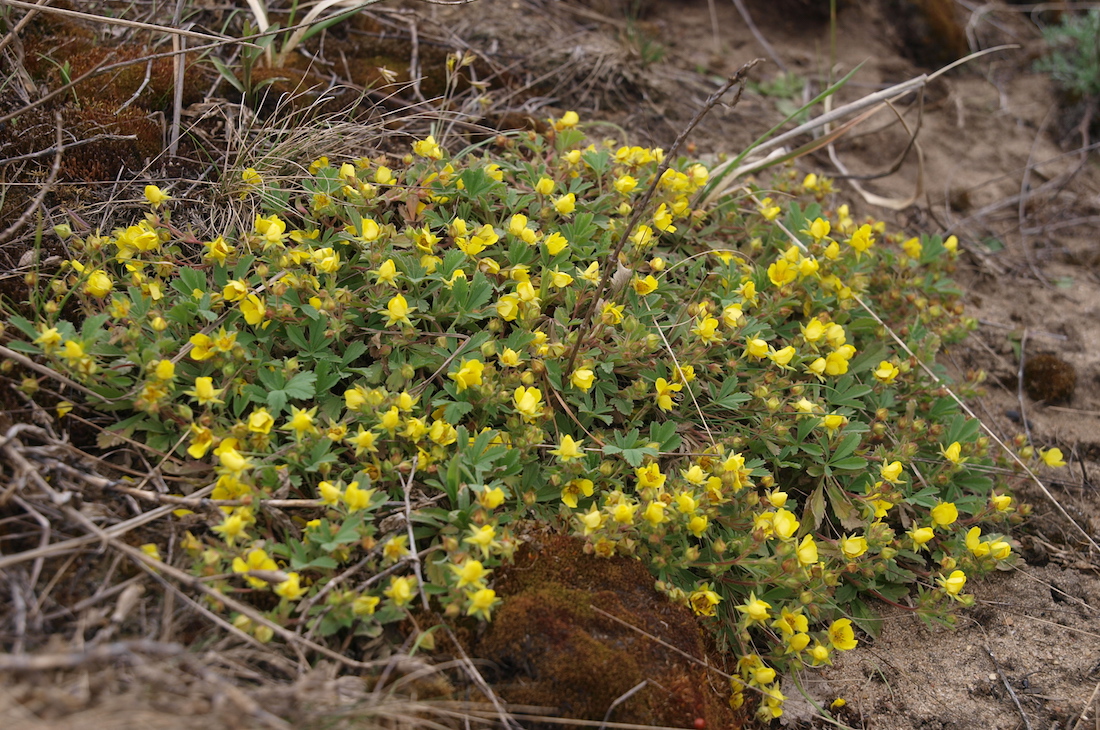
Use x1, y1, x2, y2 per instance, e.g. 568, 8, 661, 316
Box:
469, 534, 744, 729
1023, 353, 1076, 404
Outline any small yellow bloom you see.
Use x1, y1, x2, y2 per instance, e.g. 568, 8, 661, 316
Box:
412, 135, 443, 160
466, 587, 498, 620
543, 231, 569, 255
384, 575, 417, 606
873, 361, 899, 384
941, 441, 964, 465
736, 592, 771, 625
344, 481, 375, 511
654, 377, 682, 412
632, 274, 659, 296
931, 501, 958, 527
84, 270, 113, 298
246, 407, 274, 434
153, 359, 175, 381
938, 569, 967, 596
642, 500, 668, 526
384, 293, 415, 326
286, 406, 319, 438
451, 559, 490, 589
464, 524, 499, 558
908, 526, 935, 550
1040, 447, 1066, 468
560, 477, 594, 508
796, 534, 818, 566
553, 193, 576, 216
534, 176, 554, 195
880, 460, 904, 484
828, 618, 858, 650
689, 586, 722, 617
449, 358, 484, 393
744, 338, 768, 359
144, 185, 170, 207
991, 493, 1013, 512
184, 376, 224, 406
570, 367, 595, 391
840, 534, 868, 559
513, 386, 544, 422
550, 434, 584, 462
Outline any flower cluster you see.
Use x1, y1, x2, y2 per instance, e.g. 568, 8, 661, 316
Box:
10, 113, 1045, 722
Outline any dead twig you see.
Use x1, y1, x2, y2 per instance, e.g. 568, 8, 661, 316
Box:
983, 644, 1033, 730
0, 640, 184, 672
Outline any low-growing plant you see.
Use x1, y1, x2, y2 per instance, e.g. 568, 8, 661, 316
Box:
1035, 9, 1100, 102
7, 105, 1064, 722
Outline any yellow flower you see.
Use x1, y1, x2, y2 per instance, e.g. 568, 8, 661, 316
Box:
736, 592, 771, 625
543, 231, 569, 255
902, 236, 923, 259
689, 586, 722, 617
466, 588, 498, 620
241, 294, 265, 325
601, 302, 625, 325
796, 534, 818, 566
642, 500, 668, 526
938, 569, 967, 596
187, 423, 214, 458
215, 439, 251, 473
353, 594, 380, 615
84, 270, 113, 298
805, 217, 831, 243
384, 293, 415, 326
941, 441, 964, 465
873, 360, 899, 384
348, 426, 379, 455
151, 359, 175, 381
908, 526, 935, 550
931, 501, 958, 527
654, 377, 682, 412
34, 326, 63, 353
241, 167, 262, 187
880, 460, 904, 484
561, 477, 594, 508
495, 293, 520, 321
189, 333, 215, 361
412, 135, 443, 159
286, 406, 319, 438
772, 508, 799, 539
614, 175, 637, 194
184, 376, 224, 406
569, 367, 595, 391
318, 480, 342, 505
551, 434, 585, 462
840, 534, 868, 559
768, 345, 796, 369
553, 193, 576, 216
635, 463, 666, 490
555, 110, 580, 129
464, 524, 499, 558
479, 486, 506, 510
744, 338, 768, 359
140, 543, 162, 561
450, 358, 484, 392
534, 176, 554, 195
222, 279, 248, 302
144, 185, 170, 207
820, 413, 847, 433
632, 274, 659, 296
344, 481, 375, 511
513, 386, 543, 422
767, 258, 797, 287
247, 408, 275, 434
991, 493, 1013, 512
828, 618, 858, 650
212, 512, 248, 546
1040, 447, 1066, 468
847, 224, 875, 257
612, 501, 637, 524
684, 316, 719, 346
451, 559, 490, 589
233, 549, 278, 588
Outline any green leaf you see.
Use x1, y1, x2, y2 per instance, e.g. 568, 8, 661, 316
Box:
284, 371, 317, 400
